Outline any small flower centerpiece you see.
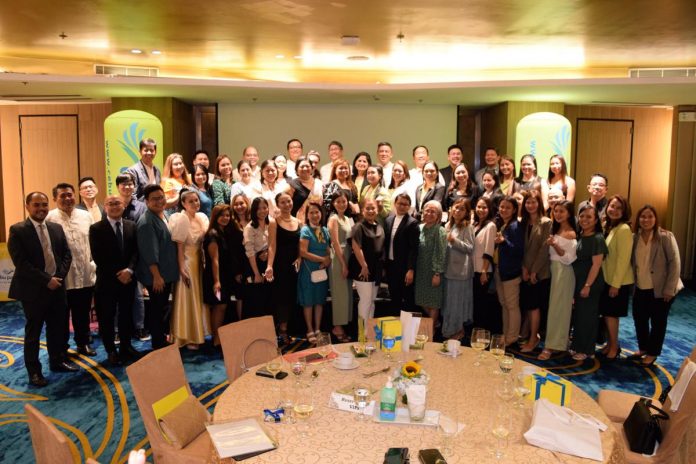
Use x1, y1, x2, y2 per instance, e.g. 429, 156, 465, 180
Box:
392, 361, 429, 404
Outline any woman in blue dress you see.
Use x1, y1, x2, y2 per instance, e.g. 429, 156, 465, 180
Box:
191, 163, 213, 218
297, 201, 332, 343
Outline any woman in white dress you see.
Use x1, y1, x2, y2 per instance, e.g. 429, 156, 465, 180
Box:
169, 189, 210, 349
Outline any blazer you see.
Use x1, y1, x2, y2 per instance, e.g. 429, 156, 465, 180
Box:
89, 218, 138, 292
521, 217, 552, 280
414, 183, 446, 219
135, 210, 179, 286
383, 213, 419, 271
602, 223, 635, 288
632, 230, 682, 298
7, 219, 72, 302
444, 224, 474, 280
127, 161, 162, 201
496, 219, 524, 281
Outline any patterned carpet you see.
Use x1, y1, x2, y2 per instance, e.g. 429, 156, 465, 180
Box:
1, 288, 694, 463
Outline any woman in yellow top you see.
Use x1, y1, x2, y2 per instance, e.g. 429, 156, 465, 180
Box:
359, 165, 392, 222
599, 194, 635, 360
161, 153, 191, 216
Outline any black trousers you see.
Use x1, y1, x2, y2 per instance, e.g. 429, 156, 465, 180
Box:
22, 290, 67, 375
385, 260, 416, 316
145, 283, 172, 350
65, 286, 94, 348
95, 282, 136, 354
632, 288, 674, 356
472, 272, 502, 333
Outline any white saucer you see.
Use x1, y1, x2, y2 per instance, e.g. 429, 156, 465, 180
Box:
332, 359, 359, 370
436, 348, 463, 357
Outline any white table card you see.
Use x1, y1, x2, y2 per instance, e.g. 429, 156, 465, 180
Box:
328, 392, 376, 415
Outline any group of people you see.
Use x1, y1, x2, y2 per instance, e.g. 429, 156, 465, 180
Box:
8, 136, 683, 387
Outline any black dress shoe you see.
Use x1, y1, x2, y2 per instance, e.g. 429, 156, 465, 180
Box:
50, 361, 79, 372
29, 373, 48, 387
77, 345, 97, 357
120, 345, 143, 361
107, 352, 122, 366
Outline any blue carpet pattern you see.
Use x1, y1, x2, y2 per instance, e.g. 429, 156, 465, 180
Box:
1, 289, 695, 462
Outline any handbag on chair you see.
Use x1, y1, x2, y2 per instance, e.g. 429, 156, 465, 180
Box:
623, 398, 670, 454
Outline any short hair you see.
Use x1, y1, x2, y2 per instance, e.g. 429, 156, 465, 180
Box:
52, 182, 75, 198
422, 200, 443, 222
423, 160, 440, 174
366, 165, 384, 187
230, 193, 251, 229
139, 138, 157, 150
447, 144, 463, 154
388, 160, 411, 189
329, 190, 350, 215
214, 154, 232, 177
633, 204, 660, 236
287, 138, 303, 150
590, 173, 608, 186
25, 191, 48, 204
208, 204, 232, 237
377, 141, 392, 150
142, 184, 164, 200
481, 168, 500, 191
484, 147, 499, 155
115, 172, 136, 186
178, 188, 200, 211
498, 195, 519, 222
295, 156, 313, 174
577, 203, 603, 234
78, 176, 96, 188
193, 149, 209, 159
303, 201, 326, 225
448, 198, 471, 228
394, 192, 412, 206
237, 159, 251, 172
329, 140, 343, 150
260, 159, 277, 181
604, 194, 631, 234
412, 145, 429, 157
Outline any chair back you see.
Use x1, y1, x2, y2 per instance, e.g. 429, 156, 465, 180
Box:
219, 316, 277, 382
125, 344, 193, 460
653, 350, 696, 463
25, 403, 76, 464
365, 315, 434, 342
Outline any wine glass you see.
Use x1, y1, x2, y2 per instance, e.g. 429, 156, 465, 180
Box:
294, 386, 314, 438
353, 383, 372, 421
513, 373, 531, 409
316, 332, 333, 369
291, 357, 307, 386
415, 323, 429, 349
383, 335, 396, 362
490, 404, 512, 459
439, 412, 459, 457
470, 328, 490, 367
489, 334, 505, 374
496, 376, 515, 402
364, 340, 377, 366
498, 353, 514, 375
266, 348, 284, 405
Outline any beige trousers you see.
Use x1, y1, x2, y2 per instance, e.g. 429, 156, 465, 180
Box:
495, 272, 521, 345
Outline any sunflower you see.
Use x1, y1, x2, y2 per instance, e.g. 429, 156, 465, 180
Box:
401, 361, 421, 378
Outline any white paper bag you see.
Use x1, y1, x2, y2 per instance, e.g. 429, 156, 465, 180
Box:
400, 311, 419, 352
523, 398, 605, 462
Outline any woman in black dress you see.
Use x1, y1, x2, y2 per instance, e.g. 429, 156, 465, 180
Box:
203, 204, 234, 347
285, 156, 323, 222
265, 192, 301, 344
228, 194, 250, 320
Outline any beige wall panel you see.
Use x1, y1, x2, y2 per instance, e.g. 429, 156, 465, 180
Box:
20, 115, 79, 204
217, 103, 457, 169
77, 103, 112, 200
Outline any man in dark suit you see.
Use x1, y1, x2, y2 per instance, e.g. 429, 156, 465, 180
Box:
89, 195, 142, 365
383, 193, 420, 315
8, 192, 77, 387
439, 144, 464, 188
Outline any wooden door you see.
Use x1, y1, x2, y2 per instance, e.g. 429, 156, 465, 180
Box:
20, 115, 79, 208
574, 119, 633, 204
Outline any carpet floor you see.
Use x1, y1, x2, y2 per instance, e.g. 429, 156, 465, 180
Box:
1, 289, 694, 463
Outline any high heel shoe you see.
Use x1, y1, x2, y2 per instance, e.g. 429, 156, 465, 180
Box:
604, 346, 622, 361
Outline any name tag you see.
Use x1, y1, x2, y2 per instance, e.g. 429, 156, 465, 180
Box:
328, 392, 375, 416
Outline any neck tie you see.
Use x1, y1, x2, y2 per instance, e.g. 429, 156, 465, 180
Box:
38, 223, 57, 275
115, 221, 123, 253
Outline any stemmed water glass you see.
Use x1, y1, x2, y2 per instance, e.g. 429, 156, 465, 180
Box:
439, 412, 459, 456
470, 328, 491, 367
415, 324, 429, 349
294, 386, 314, 438
490, 403, 512, 460
316, 332, 333, 369
499, 353, 514, 374
364, 340, 377, 367
489, 334, 505, 374
383, 335, 396, 362
513, 373, 531, 409
290, 357, 307, 386
353, 383, 372, 421
266, 348, 284, 405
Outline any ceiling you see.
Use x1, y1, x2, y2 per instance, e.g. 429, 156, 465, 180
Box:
1, 0, 695, 105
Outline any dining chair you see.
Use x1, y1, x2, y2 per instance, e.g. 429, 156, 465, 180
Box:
599, 347, 696, 464
365, 315, 434, 342
125, 344, 212, 464
219, 316, 278, 382
25, 403, 78, 464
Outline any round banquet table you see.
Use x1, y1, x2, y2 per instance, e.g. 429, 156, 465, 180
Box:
213, 343, 624, 463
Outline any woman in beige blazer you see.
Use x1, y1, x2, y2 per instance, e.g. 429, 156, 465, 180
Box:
630, 205, 682, 367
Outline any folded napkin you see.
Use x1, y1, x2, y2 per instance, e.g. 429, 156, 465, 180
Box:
668, 359, 696, 412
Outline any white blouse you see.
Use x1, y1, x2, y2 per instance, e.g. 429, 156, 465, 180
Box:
549, 235, 577, 265
473, 221, 496, 273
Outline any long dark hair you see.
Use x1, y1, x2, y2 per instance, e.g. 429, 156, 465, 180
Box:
208, 204, 231, 238
352, 152, 372, 179
473, 196, 495, 228
577, 203, 603, 235
250, 197, 270, 228
603, 194, 631, 236
192, 163, 211, 193
447, 163, 476, 197
496, 195, 518, 229
633, 204, 661, 240
551, 201, 576, 235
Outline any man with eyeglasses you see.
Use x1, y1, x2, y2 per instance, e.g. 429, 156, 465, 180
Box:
285, 138, 303, 178
578, 173, 609, 219
46, 183, 97, 360
135, 184, 178, 349
75, 176, 104, 222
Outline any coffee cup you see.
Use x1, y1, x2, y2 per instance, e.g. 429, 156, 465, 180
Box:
446, 339, 461, 356
336, 352, 354, 367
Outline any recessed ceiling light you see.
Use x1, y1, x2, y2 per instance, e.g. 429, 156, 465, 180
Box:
347, 55, 369, 61
130, 49, 143, 54
275, 54, 285, 59
151, 50, 162, 55
293, 55, 303, 60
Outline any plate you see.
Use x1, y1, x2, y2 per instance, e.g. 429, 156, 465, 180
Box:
373, 407, 440, 427
436, 348, 463, 357
332, 359, 359, 370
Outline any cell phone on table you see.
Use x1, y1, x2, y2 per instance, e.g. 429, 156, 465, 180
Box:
384, 447, 409, 464
302, 353, 323, 363
255, 368, 288, 380
418, 449, 447, 464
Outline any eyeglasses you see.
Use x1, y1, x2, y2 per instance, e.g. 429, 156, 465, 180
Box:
148, 195, 166, 202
